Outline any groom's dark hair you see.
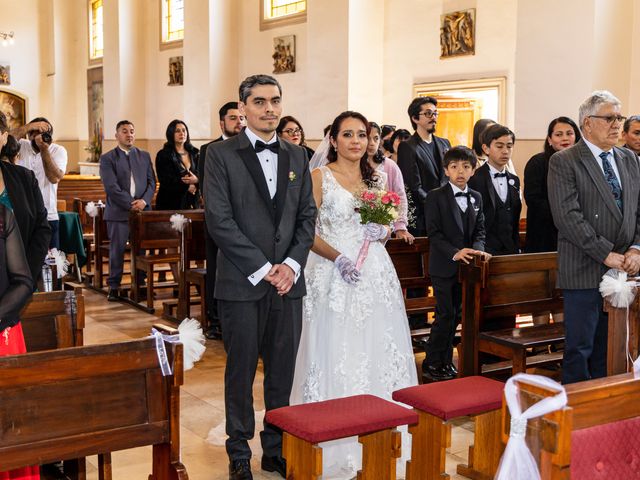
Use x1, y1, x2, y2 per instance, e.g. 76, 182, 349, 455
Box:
239, 74, 282, 103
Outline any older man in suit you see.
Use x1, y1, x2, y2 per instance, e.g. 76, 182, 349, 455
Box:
548, 90, 640, 384
100, 120, 156, 301
397, 96, 451, 237
205, 75, 316, 479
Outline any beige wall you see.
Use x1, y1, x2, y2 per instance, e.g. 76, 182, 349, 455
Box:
5, 0, 640, 176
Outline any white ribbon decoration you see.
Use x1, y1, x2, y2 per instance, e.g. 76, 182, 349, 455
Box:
170, 213, 189, 232
599, 269, 640, 370
495, 373, 567, 480
150, 318, 206, 376
85, 201, 98, 218
47, 248, 70, 279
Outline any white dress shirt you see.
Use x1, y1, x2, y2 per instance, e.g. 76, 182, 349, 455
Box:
487, 163, 508, 203
583, 137, 622, 187
244, 127, 301, 286
450, 182, 469, 212
18, 139, 68, 221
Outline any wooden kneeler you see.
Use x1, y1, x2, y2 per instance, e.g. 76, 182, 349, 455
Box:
393, 376, 504, 480
266, 394, 417, 479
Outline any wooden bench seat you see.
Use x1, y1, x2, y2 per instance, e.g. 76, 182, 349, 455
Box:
459, 252, 564, 377
0, 337, 187, 479
478, 322, 565, 374
386, 238, 436, 344
129, 210, 205, 312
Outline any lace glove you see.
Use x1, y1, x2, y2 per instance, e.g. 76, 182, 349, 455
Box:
334, 254, 361, 285
363, 222, 389, 242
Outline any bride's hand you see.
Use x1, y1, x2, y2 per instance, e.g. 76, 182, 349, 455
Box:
334, 254, 360, 285
363, 223, 389, 242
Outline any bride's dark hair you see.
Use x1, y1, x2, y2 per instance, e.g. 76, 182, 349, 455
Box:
327, 111, 377, 187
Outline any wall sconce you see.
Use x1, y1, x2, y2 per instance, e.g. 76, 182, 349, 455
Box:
0, 31, 15, 47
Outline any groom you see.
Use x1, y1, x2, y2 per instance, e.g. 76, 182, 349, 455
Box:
205, 74, 316, 480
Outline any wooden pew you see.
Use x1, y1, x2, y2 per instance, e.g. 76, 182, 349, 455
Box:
386, 237, 436, 344
505, 372, 640, 479
21, 288, 84, 351
58, 175, 107, 209
604, 294, 640, 376
162, 213, 207, 323
130, 209, 205, 313
459, 252, 564, 377
72, 198, 101, 281
0, 337, 188, 479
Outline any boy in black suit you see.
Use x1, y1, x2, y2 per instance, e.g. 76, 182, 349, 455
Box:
424, 146, 488, 381
468, 124, 522, 255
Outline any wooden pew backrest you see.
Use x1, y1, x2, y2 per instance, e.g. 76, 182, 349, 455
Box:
20, 288, 84, 351
0, 338, 185, 477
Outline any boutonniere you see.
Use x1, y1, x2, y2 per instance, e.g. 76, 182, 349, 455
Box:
508, 178, 516, 186
289, 171, 296, 182
469, 196, 476, 204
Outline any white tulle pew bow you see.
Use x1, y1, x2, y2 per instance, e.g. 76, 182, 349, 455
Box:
599, 269, 640, 371
150, 318, 206, 376
170, 213, 189, 232
495, 374, 567, 480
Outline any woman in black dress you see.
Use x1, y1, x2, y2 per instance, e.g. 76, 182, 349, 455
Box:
524, 116, 581, 253
155, 119, 200, 210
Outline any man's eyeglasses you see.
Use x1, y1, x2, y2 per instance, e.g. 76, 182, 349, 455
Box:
589, 115, 627, 125
418, 110, 439, 119
283, 128, 302, 135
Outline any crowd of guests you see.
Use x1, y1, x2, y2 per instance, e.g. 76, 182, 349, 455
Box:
2, 71, 640, 479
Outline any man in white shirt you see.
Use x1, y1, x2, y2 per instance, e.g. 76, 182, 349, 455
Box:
13, 117, 67, 249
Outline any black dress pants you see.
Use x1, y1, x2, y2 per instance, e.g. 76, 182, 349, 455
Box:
219, 290, 302, 460
426, 274, 461, 367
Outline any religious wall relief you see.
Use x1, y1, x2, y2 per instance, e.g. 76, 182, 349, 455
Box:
440, 9, 475, 58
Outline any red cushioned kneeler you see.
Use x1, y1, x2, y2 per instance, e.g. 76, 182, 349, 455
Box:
265, 394, 418, 480
392, 376, 505, 480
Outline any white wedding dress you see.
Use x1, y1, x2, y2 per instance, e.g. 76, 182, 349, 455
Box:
290, 166, 418, 479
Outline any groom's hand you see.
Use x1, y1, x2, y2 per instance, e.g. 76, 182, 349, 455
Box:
266, 264, 295, 296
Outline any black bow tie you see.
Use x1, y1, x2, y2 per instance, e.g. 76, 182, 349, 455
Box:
455, 192, 470, 198
493, 172, 507, 178
255, 140, 279, 154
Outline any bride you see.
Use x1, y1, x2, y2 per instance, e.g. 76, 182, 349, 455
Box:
290, 111, 418, 478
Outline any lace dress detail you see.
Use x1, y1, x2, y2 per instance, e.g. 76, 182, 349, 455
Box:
291, 167, 417, 479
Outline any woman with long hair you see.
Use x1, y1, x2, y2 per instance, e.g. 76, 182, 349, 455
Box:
291, 111, 417, 478
367, 122, 414, 244
155, 119, 200, 210
276, 115, 315, 159
524, 116, 581, 253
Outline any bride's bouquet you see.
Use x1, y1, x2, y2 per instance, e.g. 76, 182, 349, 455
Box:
354, 188, 401, 269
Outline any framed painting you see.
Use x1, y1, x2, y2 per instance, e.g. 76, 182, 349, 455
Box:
440, 9, 476, 59
0, 90, 26, 131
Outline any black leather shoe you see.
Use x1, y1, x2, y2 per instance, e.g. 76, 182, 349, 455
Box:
261, 455, 286, 478
444, 363, 458, 376
229, 459, 252, 480
107, 288, 120, 302
423, 365, 454, 382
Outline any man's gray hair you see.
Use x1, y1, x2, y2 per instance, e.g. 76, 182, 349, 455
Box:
578, 90, 621, 127
238, 74, 282, 103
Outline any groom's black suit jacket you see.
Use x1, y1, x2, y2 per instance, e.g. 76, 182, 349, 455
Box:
204, 130, 317, 301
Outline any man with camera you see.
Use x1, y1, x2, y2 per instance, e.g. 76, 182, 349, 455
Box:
13, 117, 67, 249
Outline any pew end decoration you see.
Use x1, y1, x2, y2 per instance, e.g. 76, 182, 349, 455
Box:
354, 189, 400, 269
599, 268, 640, 308
151, 318, 206, 375
495, 374, 567, 480
599, 269, 640, 371
47, 248, 70, 279
170, 213, 189, 232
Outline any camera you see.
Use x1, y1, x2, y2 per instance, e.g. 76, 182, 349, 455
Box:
40, 132, 52, 145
